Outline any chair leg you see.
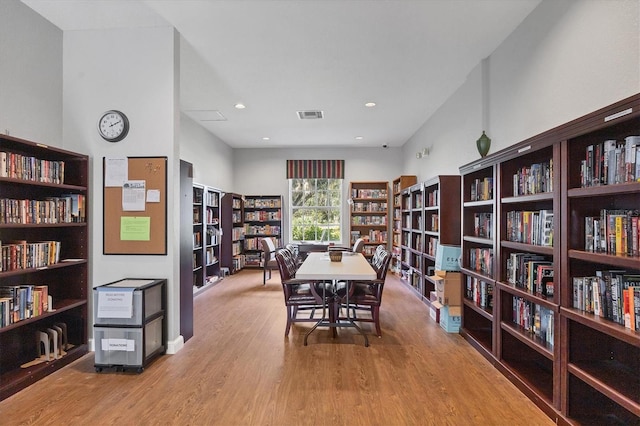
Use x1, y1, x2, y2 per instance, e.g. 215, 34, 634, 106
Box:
263, 267, 267, 285
285, 306, 294, 336
373, 306, 381, 337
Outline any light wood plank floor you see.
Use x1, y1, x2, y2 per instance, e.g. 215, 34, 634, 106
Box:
1, 270, 554, 425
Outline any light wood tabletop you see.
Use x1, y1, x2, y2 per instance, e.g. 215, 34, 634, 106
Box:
295, 251, 375, 281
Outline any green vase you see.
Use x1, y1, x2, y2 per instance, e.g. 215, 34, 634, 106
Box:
476, 131, 491, 157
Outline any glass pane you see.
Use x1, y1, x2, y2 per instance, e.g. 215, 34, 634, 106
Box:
328, 190, 341, 207
317, 179, 328, 191
317, 191, 328, 207
291, 179, 304, 191
303, 191, 317, 207
291, 191, 304, 206
327, 209, 340, 224
328, 179, 341, 191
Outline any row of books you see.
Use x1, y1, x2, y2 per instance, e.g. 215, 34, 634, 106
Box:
412, 194, 422, 209
205, 247, 218, 265
470, 177, 493, 202
231, 227, 244, 241
366, 229, 387, 243
231, 211, 242, 223
204, 191, 219, 207
232, 254, 246, 272
352, 202, 387, 212
429, 214, 439, 232
426, 189, 438, 207
231, 241, 243, 256
205, 209, 219, 224
584, 209, 639, 256
572, 270, 640, 331
580, 136, 640, 187
352, 215, 387, 226
231, 198, 242, 209
404, 215, 420, 230
506, 253, 554, 297
512, 159, 553, 196
505, 209, 554, 247
244, 210, 281, 221
426, 236, 437, 256
465, 276, 493, 309
351, 189, 388, 199
473, 212, 493, 239
244, 198, 281, 208
192, 206, 201, 223
0, 151, 65, 184
244, 224, 280, 236
0, 285, 49, 327
1, 240, 61, 272
468, 248, 494, 276
512, 297, 554, 348
244, 237, 281, 250
0, 194, 85, 224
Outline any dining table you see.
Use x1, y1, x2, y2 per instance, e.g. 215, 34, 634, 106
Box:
295, 251, 376, 346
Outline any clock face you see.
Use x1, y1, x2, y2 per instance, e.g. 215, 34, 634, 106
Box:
98, 110, 129, 142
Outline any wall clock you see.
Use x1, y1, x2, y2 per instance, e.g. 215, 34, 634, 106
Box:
98, 110, 129, 142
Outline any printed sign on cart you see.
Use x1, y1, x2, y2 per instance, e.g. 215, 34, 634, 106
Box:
101, 338, 135, 352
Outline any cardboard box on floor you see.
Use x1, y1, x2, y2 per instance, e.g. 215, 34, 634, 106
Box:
431, 270, 462, 306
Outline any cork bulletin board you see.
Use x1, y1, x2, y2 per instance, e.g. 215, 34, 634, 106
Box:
103, 156, 167, 255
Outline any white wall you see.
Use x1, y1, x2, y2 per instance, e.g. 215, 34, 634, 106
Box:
180, 113, 234, 191
403, 0, 640, 179
62, 26, 182, 350
233, 147, 403, 244
0, 0, 62, 146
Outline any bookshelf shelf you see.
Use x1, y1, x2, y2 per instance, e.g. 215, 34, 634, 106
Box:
349, 181, 389, 258
221, 193, 245, 273
242, 195, 283, 268
0, 134, 89, 401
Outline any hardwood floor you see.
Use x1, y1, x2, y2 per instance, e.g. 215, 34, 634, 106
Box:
1, 270, 554, 425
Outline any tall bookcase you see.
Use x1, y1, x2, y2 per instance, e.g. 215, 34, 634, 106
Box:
243, 195, 283, 268
192, 184, 204, 289
400, 183, 424, 296
204, 187, 222, 288
422, 175, 461, 302
221, 193, 245, 273
349, 181, 389, 258
459, 93, 640, 425
0, 135, 89, 401
399, 176, 461, 303
391, 176, 417, 275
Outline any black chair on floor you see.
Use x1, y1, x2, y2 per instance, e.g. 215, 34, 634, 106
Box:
275, 248, 334, 337
342, 245, 392, 337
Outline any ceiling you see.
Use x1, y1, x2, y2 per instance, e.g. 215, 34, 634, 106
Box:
22, 0, 541, 149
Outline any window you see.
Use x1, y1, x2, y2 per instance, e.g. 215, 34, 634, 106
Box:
289, 178, 342, 242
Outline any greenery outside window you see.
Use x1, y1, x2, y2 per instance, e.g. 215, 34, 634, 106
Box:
289, 178, 342, 243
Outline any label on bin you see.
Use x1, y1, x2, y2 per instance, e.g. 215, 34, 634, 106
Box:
101, 338, 135, 352
97, 287, 134, 318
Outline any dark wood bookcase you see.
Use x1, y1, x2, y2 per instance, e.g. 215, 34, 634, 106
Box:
221, 193, 244, 273
0, 135, 89, 401
192, 184, 204, 289
242, 195, 283, 267
391, 176, 417, 275
459, 93, 640, 425
192, 184, 222, 295
349, 181, 389, 258
399, 176, 461, 304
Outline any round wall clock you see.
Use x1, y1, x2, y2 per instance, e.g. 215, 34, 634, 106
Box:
98, 110, 129, 142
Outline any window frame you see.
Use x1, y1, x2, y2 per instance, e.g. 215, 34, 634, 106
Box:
288, 178, 343, 244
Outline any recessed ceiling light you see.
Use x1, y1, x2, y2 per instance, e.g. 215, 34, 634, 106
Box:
365, 102, 376, 108
355, 136, 364, 140
234, 103, 246, 109
262, 137, 270, 141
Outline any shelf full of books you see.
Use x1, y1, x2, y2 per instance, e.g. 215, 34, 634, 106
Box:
221, 193, 245, 273
349, 182, 389, 259
0, 134, 89, 401
243, 195, 283, 267
459, 93, 640, 425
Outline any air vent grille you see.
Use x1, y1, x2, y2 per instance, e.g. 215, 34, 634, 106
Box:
297, 110, 324, 120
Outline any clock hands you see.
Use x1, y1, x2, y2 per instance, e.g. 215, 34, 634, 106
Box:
109, 120, 122, 128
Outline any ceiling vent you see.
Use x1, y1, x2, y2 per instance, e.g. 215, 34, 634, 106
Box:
297, 110, 324, 120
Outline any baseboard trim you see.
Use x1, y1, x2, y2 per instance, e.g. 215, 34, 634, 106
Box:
166, 335, 184, 354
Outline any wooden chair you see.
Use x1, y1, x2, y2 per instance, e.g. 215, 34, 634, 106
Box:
260, 237, 278, 285
328, 237, 365, 254
275, 248, 334, 337
343, 245, 392, 337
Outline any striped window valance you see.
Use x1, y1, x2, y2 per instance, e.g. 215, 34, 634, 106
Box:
286, 160, 344, 179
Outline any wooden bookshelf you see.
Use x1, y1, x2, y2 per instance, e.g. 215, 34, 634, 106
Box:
192, 184, 204, 289
349, 181, 389, 258
398, 176, 461, 303
242, 195, 283, 268
0, 135, 89, 401
458, 93, 640, 425
221, 193, 245, 273
391, 176, 417, 275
